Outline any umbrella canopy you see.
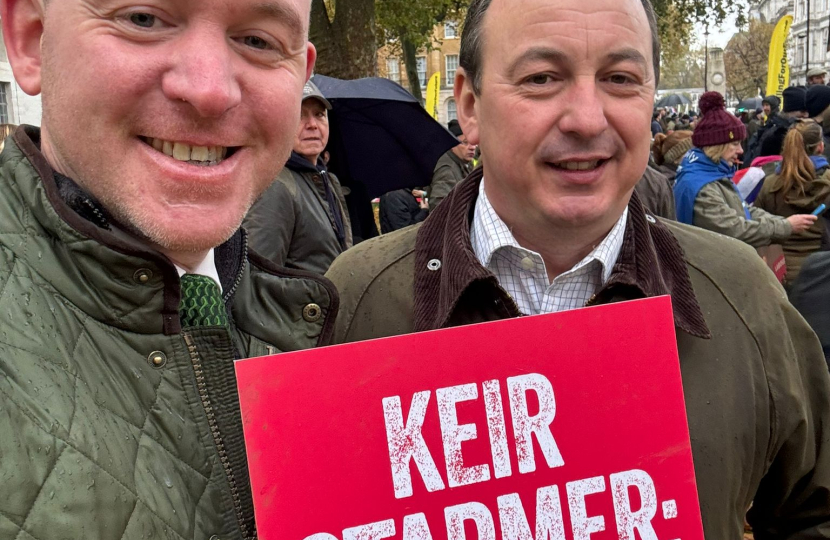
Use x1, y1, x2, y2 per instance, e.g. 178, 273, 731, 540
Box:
737, 96, 763, 111
311, 74, 460, 200
655, 93, 691, 108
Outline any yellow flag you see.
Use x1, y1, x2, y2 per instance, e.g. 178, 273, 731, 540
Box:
425, 72, 441, 119
766, 15, 792, 100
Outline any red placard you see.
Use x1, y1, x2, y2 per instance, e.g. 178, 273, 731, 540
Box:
236, 296, 704, 540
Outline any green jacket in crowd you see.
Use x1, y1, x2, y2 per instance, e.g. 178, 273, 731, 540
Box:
428, 149, 473, 211
754, 166, 830, 282
327, 168, 830, 539
693, 178, 792, 247
0, 127, 339, 540
245, 152, 352, 275
634, 165, 676, 220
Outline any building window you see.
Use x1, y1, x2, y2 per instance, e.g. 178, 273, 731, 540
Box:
387, 58, 400, 84
445, 55, 459, 87
797, 36, 806, 66
416, 56, 427, 88
447, 99, 457, 121
445, 21, 458, 39
0, 83, 10, 124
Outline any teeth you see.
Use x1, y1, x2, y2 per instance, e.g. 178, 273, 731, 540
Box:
190, 146, 209, 161
145, 138, 229, 164
554, 160, 600, 171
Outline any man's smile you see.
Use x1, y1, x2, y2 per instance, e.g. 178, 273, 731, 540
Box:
139, 137, 239, 167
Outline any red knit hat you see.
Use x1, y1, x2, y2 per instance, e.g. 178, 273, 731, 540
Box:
692, 92, 747, 147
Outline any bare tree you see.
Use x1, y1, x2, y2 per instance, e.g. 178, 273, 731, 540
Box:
724, 19, 775, 102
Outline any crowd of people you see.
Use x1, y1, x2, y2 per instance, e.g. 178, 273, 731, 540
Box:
2, 0, 830, 538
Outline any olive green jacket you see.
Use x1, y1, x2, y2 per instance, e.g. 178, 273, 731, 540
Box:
428, 150, 472, 211
327, 168, 830, 539
754, 167, 830, 282
245, 157, 353, 275
0, 127, 339, 540
693, 178, 792, 247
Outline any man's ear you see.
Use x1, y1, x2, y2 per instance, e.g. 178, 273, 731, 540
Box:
305, 42, 317, 83
455, 67, 480, 146
1, 0, 45, 96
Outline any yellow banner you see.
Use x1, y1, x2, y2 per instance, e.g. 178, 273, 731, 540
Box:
766, 15, 792, 100
425, 72, 441, 119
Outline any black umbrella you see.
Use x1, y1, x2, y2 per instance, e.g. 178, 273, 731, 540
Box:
311, 74, 460, 200
655, 93, 691, 108
737, 96, 763, 111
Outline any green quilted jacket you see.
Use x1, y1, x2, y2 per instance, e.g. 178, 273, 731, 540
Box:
0, 127, 339, 540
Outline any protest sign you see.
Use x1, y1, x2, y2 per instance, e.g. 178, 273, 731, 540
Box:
236, 296, 704, 540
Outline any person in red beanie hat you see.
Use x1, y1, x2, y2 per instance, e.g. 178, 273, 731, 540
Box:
674, 92, 816, 246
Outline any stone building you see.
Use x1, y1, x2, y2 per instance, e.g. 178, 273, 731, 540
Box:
378, 21, 461, 126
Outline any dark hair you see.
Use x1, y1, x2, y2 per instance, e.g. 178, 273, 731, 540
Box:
459, 0, 661, 94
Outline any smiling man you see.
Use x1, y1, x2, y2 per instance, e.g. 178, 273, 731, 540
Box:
0, 0, 337, 538
245, 80, 352, 274
327, 0, 830, 536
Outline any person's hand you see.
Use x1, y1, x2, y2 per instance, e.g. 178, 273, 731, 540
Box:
787, 214, 818, 233
412, 189, 426, 198
419, 198, 429, 210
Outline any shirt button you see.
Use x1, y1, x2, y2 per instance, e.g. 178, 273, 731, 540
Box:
521, 257, 535, 271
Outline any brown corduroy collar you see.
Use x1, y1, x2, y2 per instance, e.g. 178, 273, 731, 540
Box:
413, 167, 711, 339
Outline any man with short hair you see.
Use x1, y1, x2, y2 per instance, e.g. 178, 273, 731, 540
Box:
245, 80, 352, 274
326, 0, 830, 537
0, 0, 337, 538
808, 67, 827, 87
428, 119, 476, 210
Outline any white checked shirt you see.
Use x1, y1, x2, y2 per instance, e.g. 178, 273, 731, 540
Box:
471, 181, 628, 315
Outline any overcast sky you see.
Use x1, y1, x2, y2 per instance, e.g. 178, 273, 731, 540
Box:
692, 12, 741, 49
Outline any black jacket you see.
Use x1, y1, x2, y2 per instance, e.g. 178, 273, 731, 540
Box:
379, 189, 428, 234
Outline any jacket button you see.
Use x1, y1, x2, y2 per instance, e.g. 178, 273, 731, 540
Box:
148, 351, 167, 368
303, 303, 322, 322
427, 259, 442, 271
209, 536, 220, 540
645, 215, 657, 224
133, 269, 153, 284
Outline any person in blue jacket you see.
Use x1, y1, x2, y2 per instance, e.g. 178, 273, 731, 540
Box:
674, 92, 815, 247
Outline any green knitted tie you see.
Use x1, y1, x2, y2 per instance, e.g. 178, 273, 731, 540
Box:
179, 274, 228, 328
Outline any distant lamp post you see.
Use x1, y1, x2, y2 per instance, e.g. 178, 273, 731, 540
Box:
704, 26, 710, 92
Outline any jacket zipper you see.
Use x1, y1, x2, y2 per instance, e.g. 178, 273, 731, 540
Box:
183, 332, 252, 540
223, 231, 248, 304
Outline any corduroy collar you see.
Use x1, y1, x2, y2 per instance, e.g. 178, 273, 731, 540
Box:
413, 167, 711, 339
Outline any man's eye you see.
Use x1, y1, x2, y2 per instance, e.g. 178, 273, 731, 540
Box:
128, 13, 157, 28
243, 36, 270, 50
608, 74, 634, 85
527, 74, 552, 85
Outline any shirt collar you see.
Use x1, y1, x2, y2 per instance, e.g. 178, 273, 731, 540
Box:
412, 167, 711, 339
173, 249, 223, 293
471, 179, 628, 285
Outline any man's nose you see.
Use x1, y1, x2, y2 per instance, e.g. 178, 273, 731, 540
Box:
305, 116, 319, 130
555, 77, 610, 139
161, 29, 242, 118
